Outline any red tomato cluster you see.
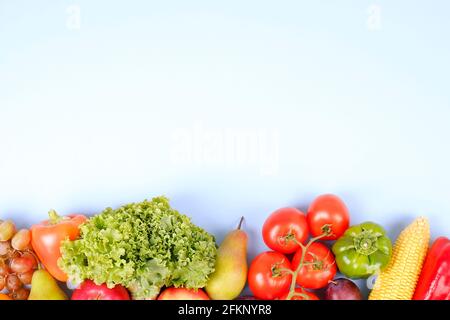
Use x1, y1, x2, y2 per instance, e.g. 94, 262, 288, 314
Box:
248, 194, 350, 300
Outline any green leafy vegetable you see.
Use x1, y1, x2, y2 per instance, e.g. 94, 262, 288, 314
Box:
59, 196, 217, 299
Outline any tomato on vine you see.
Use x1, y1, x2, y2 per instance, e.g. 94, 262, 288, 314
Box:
262, 207, 309, 254
248, 251, 292, 300
307, 194, 350, 240
292, 242, 337, 289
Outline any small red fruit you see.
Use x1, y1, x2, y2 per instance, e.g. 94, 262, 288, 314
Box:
71, 280, 130, 300
157, 287, 210, 300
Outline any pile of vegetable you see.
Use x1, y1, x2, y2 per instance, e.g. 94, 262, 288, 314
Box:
0, 193, 449, 300
245, 194, 449, 300
59, 196, 217, 299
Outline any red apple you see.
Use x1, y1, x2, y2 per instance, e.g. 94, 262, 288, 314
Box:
71, 280, 130, 300
157, 287, 210, 300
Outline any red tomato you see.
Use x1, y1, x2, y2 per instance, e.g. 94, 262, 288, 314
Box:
262, 208, 309, 254
307, 194, 350, 240
248, 251, 292, 300
292, 242, 337, 289
279, 288, 320, 300
157, 287, 210, 300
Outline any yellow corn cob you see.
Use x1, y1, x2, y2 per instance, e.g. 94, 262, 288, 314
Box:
369, 217, 430, 300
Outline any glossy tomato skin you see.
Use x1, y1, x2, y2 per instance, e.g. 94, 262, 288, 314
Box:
157, 288, 210, 300
292, 242, 337, 290
279, 288, 320, 300
262, 208, 309, 254
248, 251, 292, 300
307, 194, 350, 240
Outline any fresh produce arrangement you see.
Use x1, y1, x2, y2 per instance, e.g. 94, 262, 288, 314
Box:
0, 194, 449, 300
59, 197, 217, 300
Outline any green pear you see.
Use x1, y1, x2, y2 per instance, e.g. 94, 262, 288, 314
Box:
206, 217, 248, 300
28, 269, 68, 300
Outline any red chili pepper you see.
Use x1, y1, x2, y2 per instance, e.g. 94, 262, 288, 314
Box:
413, 236, 450, 300
31, 210, 87, 282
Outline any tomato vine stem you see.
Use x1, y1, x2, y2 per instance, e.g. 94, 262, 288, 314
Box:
285, 224, 332, 300
277, 267, 295, 276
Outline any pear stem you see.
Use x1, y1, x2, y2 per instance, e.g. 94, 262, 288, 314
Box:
237, 216, 244, 230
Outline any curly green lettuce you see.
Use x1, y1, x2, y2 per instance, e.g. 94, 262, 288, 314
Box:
59, 196, 217, 299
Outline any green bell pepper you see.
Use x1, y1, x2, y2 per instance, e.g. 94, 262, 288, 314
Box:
332, 221, 392, 279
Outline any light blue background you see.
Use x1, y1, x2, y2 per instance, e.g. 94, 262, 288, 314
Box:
1, 0, 449, 295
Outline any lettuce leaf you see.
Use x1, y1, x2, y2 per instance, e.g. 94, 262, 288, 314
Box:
59, 196, 217, 299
